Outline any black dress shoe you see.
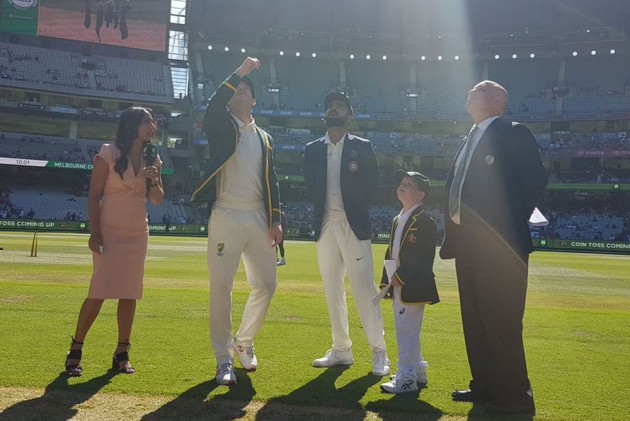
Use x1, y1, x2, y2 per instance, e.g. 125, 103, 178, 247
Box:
451, 389, 487, 402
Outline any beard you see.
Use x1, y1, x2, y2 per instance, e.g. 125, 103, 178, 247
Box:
324, 116, 346, 128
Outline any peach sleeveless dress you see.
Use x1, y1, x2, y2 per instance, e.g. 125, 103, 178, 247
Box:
87, 143, 161, 299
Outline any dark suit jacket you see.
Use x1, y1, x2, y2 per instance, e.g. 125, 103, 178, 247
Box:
440, 117, 548, 259
380, 207, 440, 304
304, 133, 380, 241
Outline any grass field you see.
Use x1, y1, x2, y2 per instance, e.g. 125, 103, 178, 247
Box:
0, 231, 629, 420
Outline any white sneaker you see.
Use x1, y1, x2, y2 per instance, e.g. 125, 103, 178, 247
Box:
231, 339, 257, 372
372, 348, 390, 376
276, 258, 286, 266
381, 378, 418, 394
390, 371, 428, 387
215, 360, 236, 385
312, 349, 354, 367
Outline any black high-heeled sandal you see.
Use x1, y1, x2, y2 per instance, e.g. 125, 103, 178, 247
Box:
65, 337, 83, 377
112, 342, 135, 374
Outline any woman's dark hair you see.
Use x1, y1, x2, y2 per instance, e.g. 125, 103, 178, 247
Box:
113, 106, 155, 178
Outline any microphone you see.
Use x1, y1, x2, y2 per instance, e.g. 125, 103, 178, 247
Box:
143, 143, 158, 193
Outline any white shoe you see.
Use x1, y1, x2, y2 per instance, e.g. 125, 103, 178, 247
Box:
276, 258, 286, 266
381, 378, 418, 394
312, 349, 354, 367
231, 339, 257, 372
390, 371, 428, 387
372, 348, 390, 376
215, 360, 236, 385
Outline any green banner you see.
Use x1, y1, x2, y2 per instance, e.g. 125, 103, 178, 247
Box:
0, 156, 174, 175
0, 0, 39, 36
148, 223, 206, 235
47, 161, 94, 170
546, 183, 630, 191
43, 161, 174, 175
0, 219, 203, 235
533, 238, 630, 253
0, 219, 85, 231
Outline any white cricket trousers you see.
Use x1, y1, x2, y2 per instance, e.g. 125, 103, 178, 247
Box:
393, 286, 427, 382
207, 205, 277, 363
316, 217, 386, 351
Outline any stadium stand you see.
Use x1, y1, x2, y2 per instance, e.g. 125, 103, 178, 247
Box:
199, 52, 630, 121
5, 186, 195, 225
0, 42, 172, 101
0, 132, 174, 169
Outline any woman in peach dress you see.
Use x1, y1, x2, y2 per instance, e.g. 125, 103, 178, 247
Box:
65, 107, 164, 376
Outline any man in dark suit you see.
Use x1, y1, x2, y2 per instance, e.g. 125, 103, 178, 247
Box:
304, 92, 389, 377
441, 80, 547, 415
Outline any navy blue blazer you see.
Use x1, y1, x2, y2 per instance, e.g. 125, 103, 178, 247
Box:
380, 206, 440, 304
440, 117, 548, 259
304, 133, 380, 241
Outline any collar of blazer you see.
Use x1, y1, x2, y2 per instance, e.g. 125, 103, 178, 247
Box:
389, 207, 426, 258
319, 132, 360, 144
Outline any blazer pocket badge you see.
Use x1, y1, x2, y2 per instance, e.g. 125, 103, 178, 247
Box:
485, 155, 495, 165
349, 161, 359, 172
407, 233, 418, 245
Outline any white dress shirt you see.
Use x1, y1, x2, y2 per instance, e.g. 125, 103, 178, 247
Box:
324, 132, 347, 222
450, 116, 499, 224
215, 114, 264, 210
392, 204, 420, 262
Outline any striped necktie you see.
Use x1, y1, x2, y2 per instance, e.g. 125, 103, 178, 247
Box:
448, 126, 479, 224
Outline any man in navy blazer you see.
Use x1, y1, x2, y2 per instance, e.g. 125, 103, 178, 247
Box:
304, 92, 389, 377
442, 81, 547, 415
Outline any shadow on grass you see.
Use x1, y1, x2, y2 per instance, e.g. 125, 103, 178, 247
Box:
365, 387, 443, 421
255, 366, 380, 421
141, 368, 255, 420
466, 402, 534, 421
0, 371, 116, 421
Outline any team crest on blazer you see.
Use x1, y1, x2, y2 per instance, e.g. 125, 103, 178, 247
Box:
408, 233, 418, 245
217, 243, 225, 256
349, 161, 359, 172
485, 155, 495, 165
